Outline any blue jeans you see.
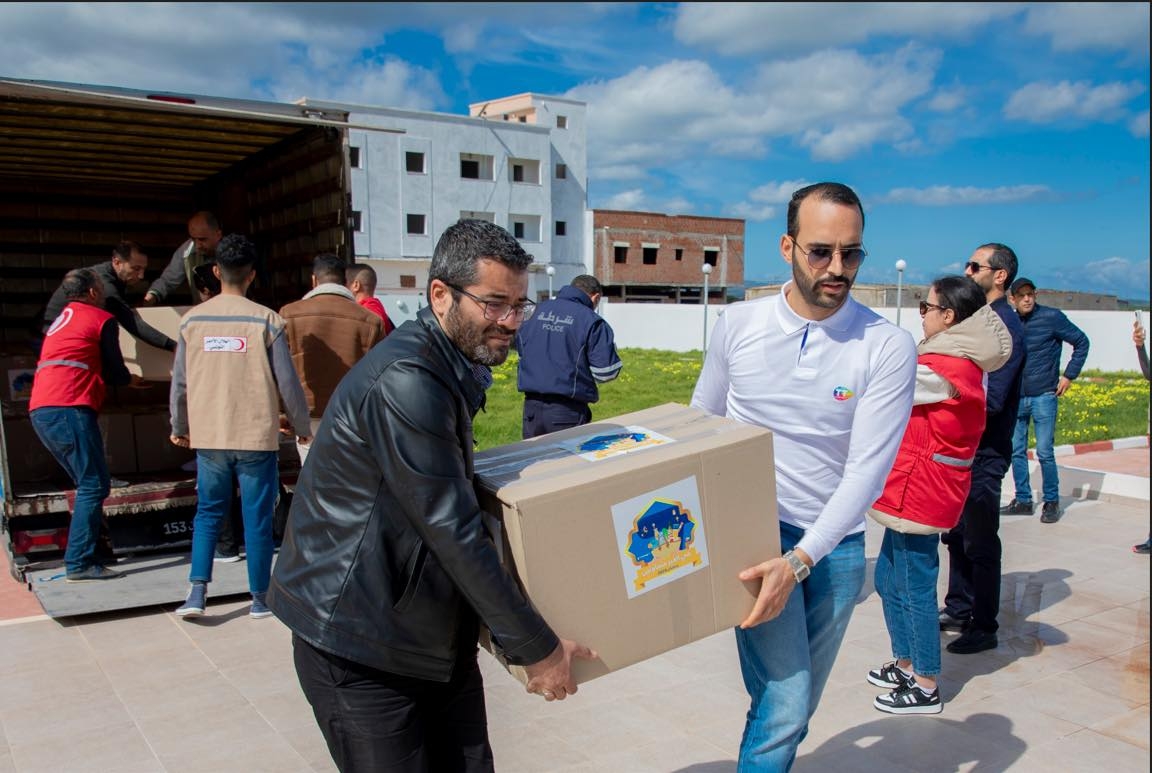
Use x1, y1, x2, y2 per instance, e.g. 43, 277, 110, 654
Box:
29, 406, 110, 575
1012, 393, 1059, 504
190, 449, 278, 594
875, 529, 941, 677
735, 521, 865, 771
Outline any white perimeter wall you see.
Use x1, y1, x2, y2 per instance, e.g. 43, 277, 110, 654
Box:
599, 304, 1149, 374
376, 296, 1146, 374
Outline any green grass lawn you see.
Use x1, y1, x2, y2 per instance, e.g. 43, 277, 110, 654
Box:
475, 352, 1149, 451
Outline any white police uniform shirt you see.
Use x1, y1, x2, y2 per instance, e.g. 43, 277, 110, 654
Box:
691, 282, 917, 565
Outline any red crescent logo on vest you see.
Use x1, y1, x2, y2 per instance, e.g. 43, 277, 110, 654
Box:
46, 307, 74, 336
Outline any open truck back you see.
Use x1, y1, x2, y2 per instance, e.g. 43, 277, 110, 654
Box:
0, 78, 397, 614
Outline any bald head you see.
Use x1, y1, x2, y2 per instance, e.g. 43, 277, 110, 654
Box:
188, 211, 223, 257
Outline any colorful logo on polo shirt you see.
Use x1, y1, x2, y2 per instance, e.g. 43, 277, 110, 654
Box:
832, 386, 855, 401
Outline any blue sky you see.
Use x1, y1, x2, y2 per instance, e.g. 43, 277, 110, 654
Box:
3, 2, 1149, 298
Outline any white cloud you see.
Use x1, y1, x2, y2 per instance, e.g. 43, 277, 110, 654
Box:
1046, 256, 1152, 297
1129, 109, 1151, 137
661, 197, 695, 216
748, 180, 813, 204
592, 164, 650, 182
673, 2, 1021, 55
570, 45, 938, 173
1004, 80, 1146, 124
602, 189, 648, 210
879, 185, 1054, 206
708, 137, 767, 158
926, 88, 967, 113
270, 57, 444, 109
1023, 3, 1150, 55
0, 4, 381, 98
727, 202, 777, 222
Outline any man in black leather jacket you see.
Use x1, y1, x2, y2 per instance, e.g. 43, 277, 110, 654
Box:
268, 219, 594, 772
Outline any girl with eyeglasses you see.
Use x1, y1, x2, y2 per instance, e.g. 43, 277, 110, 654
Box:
866, 275, 1013, 715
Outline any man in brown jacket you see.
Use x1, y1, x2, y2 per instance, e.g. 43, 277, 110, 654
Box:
280, 253, 384, 464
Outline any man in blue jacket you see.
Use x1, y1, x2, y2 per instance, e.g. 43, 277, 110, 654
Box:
515, 274, 623, 438
1001, 277, 1090, 524
941, 243, 1027, 655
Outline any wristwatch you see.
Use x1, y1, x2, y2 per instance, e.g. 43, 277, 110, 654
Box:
783, 550, 810, 583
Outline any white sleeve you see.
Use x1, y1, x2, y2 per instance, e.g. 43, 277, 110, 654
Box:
914, 363, 957, 405
690, 310, 730, 416
795, 332, 918, 564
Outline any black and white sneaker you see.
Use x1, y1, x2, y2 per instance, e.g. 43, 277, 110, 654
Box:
867, 661, 912, 689
874, 682, 942, 715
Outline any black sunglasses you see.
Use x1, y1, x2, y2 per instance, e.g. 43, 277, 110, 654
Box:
919, 301, 949, 316
965, 261, 997, 274
790, 237, 867, 270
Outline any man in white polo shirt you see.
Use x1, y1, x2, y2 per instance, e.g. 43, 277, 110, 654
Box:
692, 182, 917, 770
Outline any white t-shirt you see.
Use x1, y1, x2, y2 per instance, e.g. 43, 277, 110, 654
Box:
691, 283, 917, 564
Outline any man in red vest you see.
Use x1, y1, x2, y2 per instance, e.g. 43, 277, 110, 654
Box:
30, 268, 137, 582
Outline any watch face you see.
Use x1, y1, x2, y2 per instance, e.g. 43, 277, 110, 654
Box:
786, 552, 808, 580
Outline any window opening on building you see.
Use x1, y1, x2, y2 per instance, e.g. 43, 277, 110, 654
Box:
614, 246, 628, 264
555, 221, 566, 236
349, 146, 361, 168
643, 247, 658, 265
406, 214, 426, 235
704, 248, 719, 266
459, 153, 493, 180
508, 158, 540, 184
508, 214, 540, 241
556, 163, 567, 179
557, 115, 568, 129
675, 248, 683, 261
400, 274, 416, 289
350, 210, 363, 232
405, 151, 425, 174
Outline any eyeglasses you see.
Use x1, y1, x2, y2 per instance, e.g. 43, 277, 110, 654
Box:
965, 261, 996, 274
789, 237, 867, 270
919, 301, 948, 316
447, 284, 536, 322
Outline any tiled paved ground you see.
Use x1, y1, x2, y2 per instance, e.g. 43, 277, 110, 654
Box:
1, 456, 1148, 772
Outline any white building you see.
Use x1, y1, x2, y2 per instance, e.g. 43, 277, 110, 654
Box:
297, 92, 588, 311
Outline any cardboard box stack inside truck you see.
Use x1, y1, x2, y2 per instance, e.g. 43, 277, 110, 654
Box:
0, 77, 379, 603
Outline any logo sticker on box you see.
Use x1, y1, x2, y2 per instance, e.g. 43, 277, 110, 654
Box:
612, 476, 710, 598
7, 369, 36, 401
559, 425, 675, 462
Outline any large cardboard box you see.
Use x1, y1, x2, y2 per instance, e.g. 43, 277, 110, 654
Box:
99, 411, 138, 476
473, 402, 780, 685
117, 306, 188, 380
133, 410, 195, 472
0, 354, 38, 412
2, 415, 66, 485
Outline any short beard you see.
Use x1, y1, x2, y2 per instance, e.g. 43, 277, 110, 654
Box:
791, 260, 853, 310
444, 301, 510, 366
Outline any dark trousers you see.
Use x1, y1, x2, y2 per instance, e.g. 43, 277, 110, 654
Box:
292, 635, 493, 773
522, 394, 592, 439
942, 454, 1009, 633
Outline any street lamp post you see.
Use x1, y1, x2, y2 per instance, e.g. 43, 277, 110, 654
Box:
894, 259, 907, 328
545, 265, 555, 299
701, 263, 713, 361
